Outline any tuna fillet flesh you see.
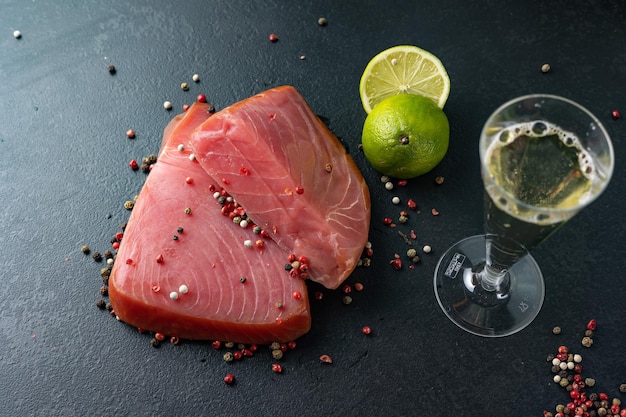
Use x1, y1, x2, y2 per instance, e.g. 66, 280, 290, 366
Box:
108, 102, 311, 343
190, 86, 371, 289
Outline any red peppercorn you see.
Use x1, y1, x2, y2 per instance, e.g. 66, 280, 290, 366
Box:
598, 393, 609, 401
389, 257, 402, 270
295, 185, 304, 194
271, 363, 283, 373
112, 241, 120, 250
115, 232, 124, 241
287, 253, 297, 263
319, 354, 332, 363
280, 343, 288, 352
611, 404, 621, 415
170, 336, 180, 345
129, 159, 139, 170
185, 176, 193, 184
342, 285, 352, 294
383, 217, 393, 225
242, 348, 253, 357
397, 179, 407, 187
407, 199, 417, 209
223, 373, 235, 385
182, 104, 190, 112
314, 291, 323, 301
211, 340, 222, 349
287, 341, 297, 349
249, 344, 258, 353
269, 33, 279, 42
612, 109, 621, 120
126, 129, 135, 138
156, 254, 164, 263
233, 351, 243, 360
197, 94, 207, 103
155, 332, 165, 341
362, 326, 372, 335
586, 319, 596, 330
620, 408, 626, 417
292, 290, 302, 300
558, 345, 569, 354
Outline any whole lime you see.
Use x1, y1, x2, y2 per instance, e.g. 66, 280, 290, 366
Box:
361, 93, 449, 178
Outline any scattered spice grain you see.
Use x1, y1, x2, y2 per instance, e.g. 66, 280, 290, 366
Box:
317, 17, 328, 26
107, 65, 116, 74
541, 63, 551, 73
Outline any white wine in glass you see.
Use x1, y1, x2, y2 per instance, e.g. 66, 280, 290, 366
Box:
434, 95, 614, 337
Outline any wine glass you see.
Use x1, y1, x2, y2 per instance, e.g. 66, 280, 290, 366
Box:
433, 94, 614, 337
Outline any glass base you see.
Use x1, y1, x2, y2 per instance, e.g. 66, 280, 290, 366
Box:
433, 235, 545, 337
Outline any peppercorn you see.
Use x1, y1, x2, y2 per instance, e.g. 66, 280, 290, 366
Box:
81, 245, 90, 254
99, 286, 108, 296
124, 201, 134, 210
92, 252, 102, 262
541, 63, 551, 73
620, 384, 626, 393
181, 82, 189, 91
317, 17, 327, 26
224, 342, 235, 349
581, 337, 593, 348
272, 349, 283, 360
223, 374, 235, 385
342, 296, 352, 305
434, 176, 445, 185
107, 65, 116, 74
553, 326, 562, 335
406, 248, 417, 258
223, 352, 234, 362
585, 330, 594, 337
96, 299, 106, 309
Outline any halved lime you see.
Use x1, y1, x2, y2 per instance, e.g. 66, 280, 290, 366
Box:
359, 45, 450, 113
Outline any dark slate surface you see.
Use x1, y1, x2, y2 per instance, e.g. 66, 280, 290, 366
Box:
1, 1, 625, 416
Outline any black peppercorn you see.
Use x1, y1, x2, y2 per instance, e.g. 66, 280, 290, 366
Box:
104, 250, 113, 259
147, 154, 157, 164
92, 252, 102, 262
207, 104, 216, 113
150, 338, 160, 348
620, 383, 626, 393
99, 286, 108, 296
107, 65, 116, 74
96, 299, 106, 309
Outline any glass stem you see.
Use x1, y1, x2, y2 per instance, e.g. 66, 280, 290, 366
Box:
479, 236, 524, 293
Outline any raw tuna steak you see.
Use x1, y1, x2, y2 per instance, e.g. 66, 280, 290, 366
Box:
108, 103, 311, 343
190, 86, 371, 289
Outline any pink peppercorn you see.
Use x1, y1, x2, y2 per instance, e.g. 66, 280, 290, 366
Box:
197, 94, 207, 103
271, 363, 283, 373
269, 33, 279, 42
612, 110, 620, 120
129, 159, 139, 170
126, 129, 135, 138
586, 319, 597, 330
223, 373, 235, 385
112, 241, 120, 250
362, 326, 372, 335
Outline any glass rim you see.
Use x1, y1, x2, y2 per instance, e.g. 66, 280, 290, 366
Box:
480, 93, 615, 216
